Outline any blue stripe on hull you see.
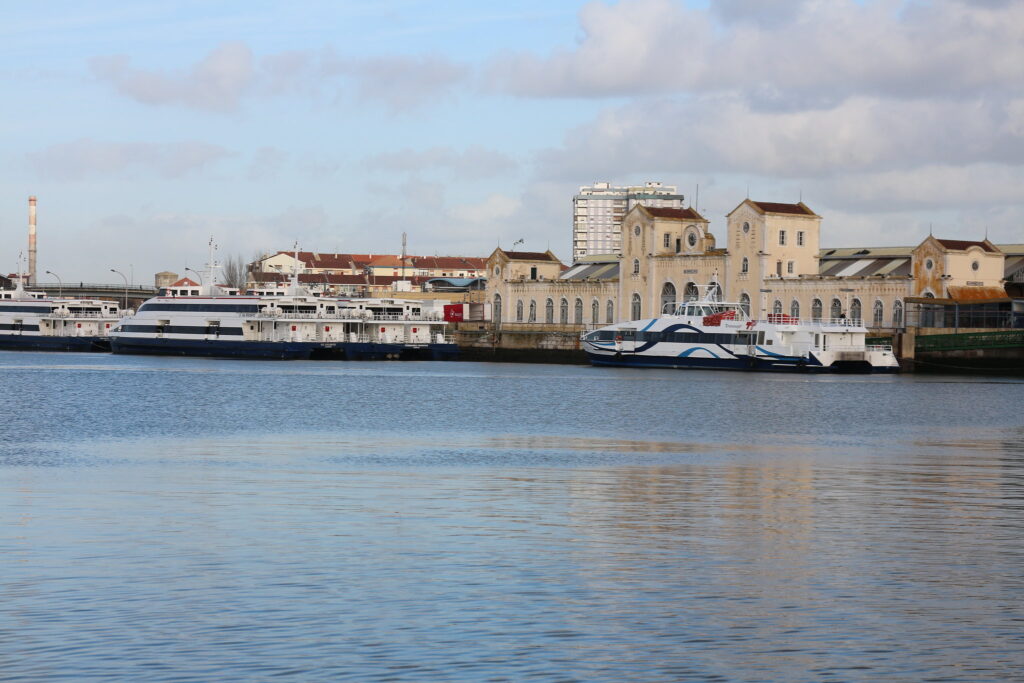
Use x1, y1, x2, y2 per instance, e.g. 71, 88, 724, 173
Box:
586, 351, 891, 373
111, 337, 316, 360
110, 337, 462, 361
0, 334, 110, 353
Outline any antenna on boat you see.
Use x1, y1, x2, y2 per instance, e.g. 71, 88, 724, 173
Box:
206, 236, 221, 295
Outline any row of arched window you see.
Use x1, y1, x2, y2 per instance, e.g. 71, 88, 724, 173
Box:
500, 289, 906, 328
513, 297, 615, 324
765, 297, 904, 326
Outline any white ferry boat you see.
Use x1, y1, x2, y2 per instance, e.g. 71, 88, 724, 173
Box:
109, 282, 457, 361
582, 288, 899, 372
0, 282, 121, 352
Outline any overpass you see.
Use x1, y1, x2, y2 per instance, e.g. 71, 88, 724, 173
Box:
26, 282, 159, 308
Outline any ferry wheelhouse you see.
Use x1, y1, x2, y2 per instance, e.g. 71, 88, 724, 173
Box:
582, 288, 898, 372
0, 283, 121, 352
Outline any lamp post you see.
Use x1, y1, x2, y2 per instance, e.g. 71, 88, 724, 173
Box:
184, 267, 204, 286
110, 269, 128, 310
45, 270, 63, 298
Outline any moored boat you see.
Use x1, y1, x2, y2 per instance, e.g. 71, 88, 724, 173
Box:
109, 252, 457, 360
582, 287, 898, 372
0, 282, 121, 352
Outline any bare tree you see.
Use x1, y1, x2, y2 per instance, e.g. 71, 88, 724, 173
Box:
221, 254, 247, 289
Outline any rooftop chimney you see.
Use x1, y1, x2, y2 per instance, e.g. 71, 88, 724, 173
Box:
28, 196, 37, 285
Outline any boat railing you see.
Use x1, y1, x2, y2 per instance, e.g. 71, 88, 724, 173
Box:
369, 313, 444, 322
759, 317, 864, 327
827, 344, 893, 352
45, 311, 120, 319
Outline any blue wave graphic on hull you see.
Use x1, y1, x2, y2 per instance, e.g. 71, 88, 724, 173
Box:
677, 347, 720, 359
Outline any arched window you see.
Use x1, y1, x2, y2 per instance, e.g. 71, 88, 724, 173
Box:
739, 293, 751, 317
516, 299, 523, 322
528, 300, 536, 322
791, 300, 800, 319
741, 257, 749, 274
811, 298, 823, 321
559, 298, 568, 324
893, 300, 904, 327
632, 259, 640, 275
831, 298, 843, 319
591, 299, 599, 324
850, 298, 862, 322
684, 282, 699, 301
772, 299, 783, 316
606, 300, 614, 324
494, 293, 502, 324
630, 293, 641, 320
873, 300, 884, 326
574, 298, 583, 324
545, 298, 554, 324
660, 282, 676, 314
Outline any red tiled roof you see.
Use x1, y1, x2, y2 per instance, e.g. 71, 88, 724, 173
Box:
169, 277, 200, 287
413, 256, 486, 270
936, 239, 999, 253
642, 207, 705, 220
750, 201, 816, 215
502, 250, 558, 261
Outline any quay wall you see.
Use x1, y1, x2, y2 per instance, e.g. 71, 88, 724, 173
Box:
452, 323, 588, 364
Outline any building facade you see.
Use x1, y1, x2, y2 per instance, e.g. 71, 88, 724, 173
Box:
572, 181, 685, 261
488, 198, 1022, 334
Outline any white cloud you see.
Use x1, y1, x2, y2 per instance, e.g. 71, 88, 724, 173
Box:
91, 42, 255, 112
28, 138, 232, 180
92, 42, 470, 113
323, 53, 469, 112
537, 95, 1024, 181
487, 0, 1024, 102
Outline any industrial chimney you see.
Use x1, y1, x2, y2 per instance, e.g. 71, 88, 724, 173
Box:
28, 196, 37, 285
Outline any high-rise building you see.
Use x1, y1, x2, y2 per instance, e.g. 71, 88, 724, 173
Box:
572, 181, 685, 261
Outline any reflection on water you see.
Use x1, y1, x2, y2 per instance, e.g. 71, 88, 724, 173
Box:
1, 352, 1022, 681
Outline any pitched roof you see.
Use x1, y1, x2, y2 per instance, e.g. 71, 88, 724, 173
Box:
169, 277, 200, 287
935, 238, 1000, 253
367, 254, 412, 268
413, 256, 487, 270
749, 201, 816, 216
641, 206, 705, 220
502, 250, 558, 261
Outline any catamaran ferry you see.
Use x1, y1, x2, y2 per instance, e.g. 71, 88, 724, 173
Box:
0, 282, 121, 352
582, 288, 899, 372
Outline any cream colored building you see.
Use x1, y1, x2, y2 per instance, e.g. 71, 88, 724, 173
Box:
485, 197, 1021, 334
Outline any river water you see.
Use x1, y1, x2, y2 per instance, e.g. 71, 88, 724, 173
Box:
1, 351, 1022, 681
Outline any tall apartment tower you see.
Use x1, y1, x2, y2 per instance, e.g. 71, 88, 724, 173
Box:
572, 181, 685, 261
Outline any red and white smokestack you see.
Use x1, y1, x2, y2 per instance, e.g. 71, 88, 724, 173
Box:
28, 196, 37, 285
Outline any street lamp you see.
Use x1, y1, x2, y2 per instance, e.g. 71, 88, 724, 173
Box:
45, 270, 63, 298
110, 269, 128, 310
184, 267, 204, 286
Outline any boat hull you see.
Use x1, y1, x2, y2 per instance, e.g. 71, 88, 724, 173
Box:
0, 334, 110, 353
110, 337, 461, 361
585, 350, 897, 373
111, 337, 318, 360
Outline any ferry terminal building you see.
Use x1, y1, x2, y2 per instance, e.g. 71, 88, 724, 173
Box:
485, 200, 1024, 333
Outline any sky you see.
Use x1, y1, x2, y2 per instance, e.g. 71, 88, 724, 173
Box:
1, 0, 1022, 282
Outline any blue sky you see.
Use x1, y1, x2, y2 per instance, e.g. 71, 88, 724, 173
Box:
2, 0, 1022, 281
